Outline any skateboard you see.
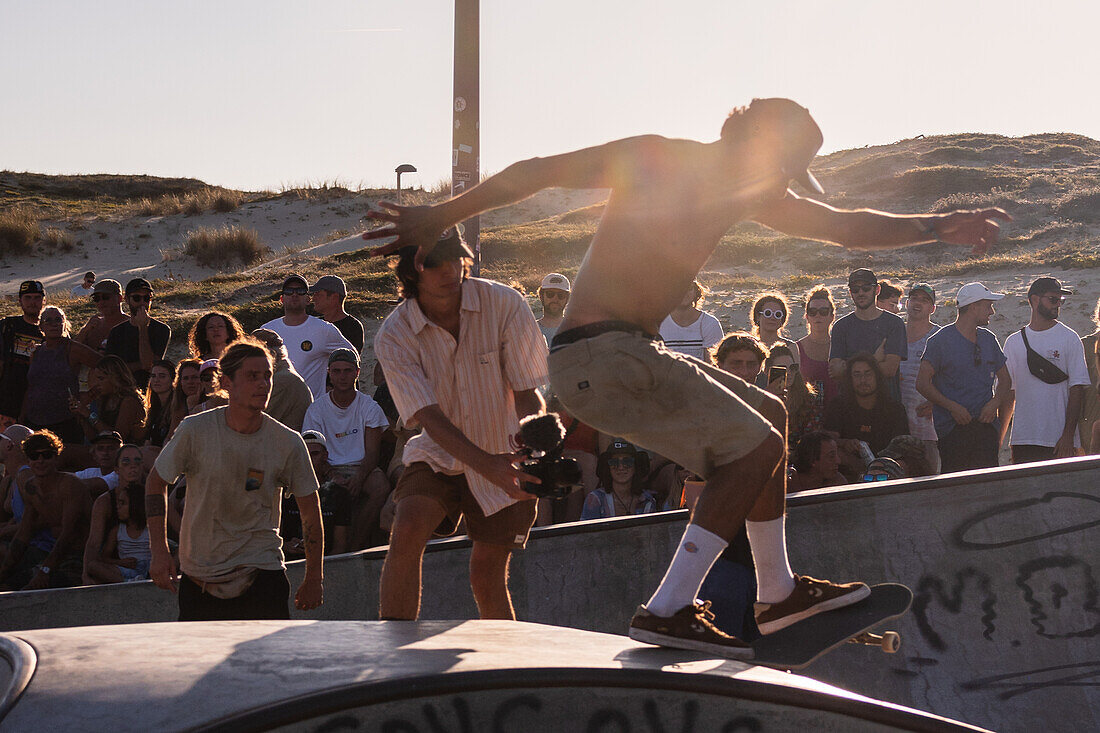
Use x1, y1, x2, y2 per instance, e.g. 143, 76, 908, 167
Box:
750, 583, 912, 670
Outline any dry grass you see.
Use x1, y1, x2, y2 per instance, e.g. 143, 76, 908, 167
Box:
40, 226, 78, 251
0, 206, 41, 256
182, 225, 270, 268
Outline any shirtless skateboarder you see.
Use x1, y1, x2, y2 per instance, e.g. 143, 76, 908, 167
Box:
363, 98, 1009, 658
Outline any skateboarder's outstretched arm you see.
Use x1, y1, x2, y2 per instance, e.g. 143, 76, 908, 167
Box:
363, 135, 665, 268
753, 192, 1011, 256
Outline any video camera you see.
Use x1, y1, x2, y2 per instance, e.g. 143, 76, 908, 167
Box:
514, 413, 583, 499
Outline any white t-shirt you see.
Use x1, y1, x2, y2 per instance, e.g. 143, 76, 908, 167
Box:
302, 391, 389, 467
1003, 322, 1091, 448
659, 311, 724, 360
71, 284, 92, 297
75, 467, 120, 491
261, 315, 356, 398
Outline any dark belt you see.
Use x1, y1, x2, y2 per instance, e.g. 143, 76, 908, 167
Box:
551, 320, 661, 350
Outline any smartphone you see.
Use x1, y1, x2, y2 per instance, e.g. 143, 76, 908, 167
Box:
768, 365, 787, 384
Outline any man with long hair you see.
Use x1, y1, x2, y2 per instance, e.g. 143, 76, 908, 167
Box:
363, 97, 1008, 657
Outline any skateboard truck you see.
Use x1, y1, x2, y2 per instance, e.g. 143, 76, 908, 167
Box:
848, 631, 901, 654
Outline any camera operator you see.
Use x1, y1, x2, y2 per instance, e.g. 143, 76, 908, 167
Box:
374, 228, 549, 620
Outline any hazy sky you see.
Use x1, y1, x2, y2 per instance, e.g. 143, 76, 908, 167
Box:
3, 1, 1098, 192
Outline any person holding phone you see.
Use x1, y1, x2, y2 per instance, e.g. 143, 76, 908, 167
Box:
764, 343, 818, 450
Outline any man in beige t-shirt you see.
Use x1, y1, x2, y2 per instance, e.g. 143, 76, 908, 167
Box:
148, 338, 324, 620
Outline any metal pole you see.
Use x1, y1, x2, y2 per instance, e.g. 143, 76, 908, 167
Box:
452, 0, 480, 275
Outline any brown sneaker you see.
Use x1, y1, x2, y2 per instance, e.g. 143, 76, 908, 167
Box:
628, 600, 754, 659
754, 575, 871, 635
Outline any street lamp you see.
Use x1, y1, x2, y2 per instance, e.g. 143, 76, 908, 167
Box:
395, 164, 417, 204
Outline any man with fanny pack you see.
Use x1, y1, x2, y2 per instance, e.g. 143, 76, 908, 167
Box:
147, 338, 325, 620
1003, 277, 1091, 464
362, 97, 1010, 657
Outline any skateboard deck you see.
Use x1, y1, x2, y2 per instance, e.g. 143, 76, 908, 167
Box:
750, 583, 912, 670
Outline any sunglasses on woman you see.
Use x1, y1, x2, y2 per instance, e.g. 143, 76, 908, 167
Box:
757, 308, 786, 320
26, 449, 58, 461
607, 456, 635, 468
806, 307, 832, 317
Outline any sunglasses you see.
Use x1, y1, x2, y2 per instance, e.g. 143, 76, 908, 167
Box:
861, 473, 890, 482
850, 284, 876, 294
542, 290, 568, 299
806, 307, 833, 317
757, 308, 786, 320
26, 449, 57, 461
283, 288, 309, 296
91, 293, 114, 302
128, 294, 152, 303
607, 456, 635, 468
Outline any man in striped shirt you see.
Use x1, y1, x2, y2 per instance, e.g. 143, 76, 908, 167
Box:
374, 228, 549, 620
363, 98, 1009, 656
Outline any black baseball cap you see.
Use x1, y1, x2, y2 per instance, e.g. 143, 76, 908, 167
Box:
18, 280, 44, 296
397, 226, 474, 268
848, 269, 877, 287
125, 278, 153, 295
1027, 277, 1072, 298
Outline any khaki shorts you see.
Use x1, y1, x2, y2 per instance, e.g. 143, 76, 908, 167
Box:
394, 462, 536, 549
548, 330, 774, 479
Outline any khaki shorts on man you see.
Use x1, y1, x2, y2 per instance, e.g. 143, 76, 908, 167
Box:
549, 331, 774, 479
394, 462, 536, 548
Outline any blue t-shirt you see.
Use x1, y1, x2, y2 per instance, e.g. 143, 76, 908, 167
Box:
829, 310, 908, 399
921, 324, 1006, 438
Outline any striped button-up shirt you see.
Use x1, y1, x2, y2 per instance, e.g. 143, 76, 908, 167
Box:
375, 278, 549, 515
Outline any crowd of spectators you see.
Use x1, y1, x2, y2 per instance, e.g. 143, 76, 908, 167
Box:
1, 261, 1098, 595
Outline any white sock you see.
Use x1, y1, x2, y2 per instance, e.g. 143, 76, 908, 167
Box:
746, 517, 797, 604
645, 525, 728, 617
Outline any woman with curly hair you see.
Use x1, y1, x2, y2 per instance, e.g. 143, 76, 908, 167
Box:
187, 311, 244, 361
69, 355, 146, 443
749, 291, 799, 367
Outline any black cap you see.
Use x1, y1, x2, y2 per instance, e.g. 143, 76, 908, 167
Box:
1027, 276, 1072, 298
604, 439, 639, 456
280, 274, 308, 293
397, 226, 474, 268
848, 269, 877, 287
18, 280, 44, 296
125, 278, 153, 295
92, 430, 124, 445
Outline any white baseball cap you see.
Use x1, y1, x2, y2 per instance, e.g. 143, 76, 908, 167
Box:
540, 273, 571, 292
956, 282, 1005, 309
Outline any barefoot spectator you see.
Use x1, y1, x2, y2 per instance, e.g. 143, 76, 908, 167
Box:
788, 431, 846, 491
71, 356, 147, 443
148, 338, 324, 620
282, 431, 351, 557
21, 306, 101, 443
580, 440, 657, 519
310, 275, 364, 354
918, 283, 1012, 472
750, 291, 799, 365
188, 311, 244, 361
143, 359, 176, 448
1081, 299, 1100, 453
262, 274, 356, 398
536, 273, 570, 346
659, 280, 724, 360
252, 328, 313, 431
106, 278, 171, 390
374, 229, 547, 621
303, 349, 391, 548
829, 269, 907, 400
74, 279, 127, 353
876, 280, 902, 313
1003, 277, 1091, 464
714, 332, 768, 383
70, 271, 95, 298
83, 443, 146, 585
824, 352, 909, 455
85, 480, 150, 584
0, 280, 46, 423
0, 430, 91, 590
900, 284, 941, 474
168, 359, 202, 438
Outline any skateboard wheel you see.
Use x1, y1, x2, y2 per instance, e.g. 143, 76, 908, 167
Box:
881, 631, 901, 653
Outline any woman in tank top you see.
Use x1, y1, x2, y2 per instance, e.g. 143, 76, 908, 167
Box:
86, 480, 151, 583
22, 306, 101, 443
795, 286, 839, 414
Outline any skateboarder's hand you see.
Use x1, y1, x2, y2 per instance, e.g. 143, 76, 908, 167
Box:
934, 208, 1012, 256
478, 452, 539, 500
362, 202, 446, 269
